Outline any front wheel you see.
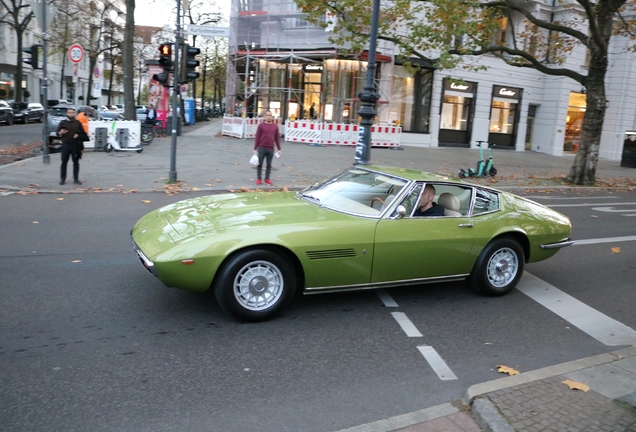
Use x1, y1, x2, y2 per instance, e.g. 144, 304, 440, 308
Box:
7, 116, 13, 126
140, 127, 154, 145
103, 143, 113, 153
136, 146, 143, 154
214, 249, 296, 322
470, 237, 524, 296
489, 167, 497, 177
23, 116, 29, 124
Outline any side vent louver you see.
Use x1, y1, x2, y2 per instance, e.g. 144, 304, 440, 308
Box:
306, 249, 357, 260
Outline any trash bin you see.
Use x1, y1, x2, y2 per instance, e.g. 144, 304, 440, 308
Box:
621, 131, 636, 168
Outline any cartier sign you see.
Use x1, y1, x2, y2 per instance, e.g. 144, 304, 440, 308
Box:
443, 79, 475, 93
493, 85, 520, 99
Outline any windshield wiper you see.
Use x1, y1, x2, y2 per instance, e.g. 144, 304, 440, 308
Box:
299, 192, 320, 204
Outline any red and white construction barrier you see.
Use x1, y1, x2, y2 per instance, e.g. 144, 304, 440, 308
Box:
322, 123, 359, 146
284, 121, 323, 144
222, 117, 401, 147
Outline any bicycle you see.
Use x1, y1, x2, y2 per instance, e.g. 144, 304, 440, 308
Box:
140, 122, 155, 145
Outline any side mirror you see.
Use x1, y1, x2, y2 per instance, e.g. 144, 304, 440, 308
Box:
392, 205, 407, 219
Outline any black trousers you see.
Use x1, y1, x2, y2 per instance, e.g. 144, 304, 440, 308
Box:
257, 147, 274, 180
60, 144, 80, 181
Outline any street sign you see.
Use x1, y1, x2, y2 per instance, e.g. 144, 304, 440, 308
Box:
186, 25, 229, 38
68, 44, 84, 63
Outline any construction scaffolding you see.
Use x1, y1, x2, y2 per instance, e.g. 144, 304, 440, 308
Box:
226, 0, 395, 124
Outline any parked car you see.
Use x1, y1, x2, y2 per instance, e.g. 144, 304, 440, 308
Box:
132, 166, 573, 322
0, 100, 15, 125
136, 108, 147, 122
47, 105, 100, 152
47, 99, 69, 107
11, 102, 44, 124
99, 110, 126, 121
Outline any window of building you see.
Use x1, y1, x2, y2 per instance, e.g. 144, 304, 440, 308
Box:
565, 92, 586, 152
441, 95, 470, 131
489, 101, 516, 133
390, 65, 432, 133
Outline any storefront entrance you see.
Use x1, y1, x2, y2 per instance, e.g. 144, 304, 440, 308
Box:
488, 85, 522, 149
438, 79, 475, 147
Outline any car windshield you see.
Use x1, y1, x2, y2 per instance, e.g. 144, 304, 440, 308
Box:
11, 103, 27, 110
300, 168, 408, 216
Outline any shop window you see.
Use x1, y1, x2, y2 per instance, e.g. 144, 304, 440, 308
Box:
565, 92, 586, 152
489, 100, 516, 134
390, 65, 432, 133
441, 95, 470, 131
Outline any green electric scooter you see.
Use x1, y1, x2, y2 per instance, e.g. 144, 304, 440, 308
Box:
458, 141, 497, 178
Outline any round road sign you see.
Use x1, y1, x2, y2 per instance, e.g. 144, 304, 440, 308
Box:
68, 44, 84, 63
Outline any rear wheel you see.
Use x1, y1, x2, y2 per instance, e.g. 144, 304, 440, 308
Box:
214, 249, 296, 322
104, 143, 113, 153
489, 167, 497, 177
23, 116, 29, 124
470, 237, 524, 296
7, 116, 13, 126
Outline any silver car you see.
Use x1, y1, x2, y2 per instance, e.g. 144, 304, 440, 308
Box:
47, 105, 101, 152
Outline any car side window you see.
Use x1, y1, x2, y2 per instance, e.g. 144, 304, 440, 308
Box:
473, 189, 500, 215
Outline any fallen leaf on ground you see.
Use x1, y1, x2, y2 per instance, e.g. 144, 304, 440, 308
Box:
496, 365, 520, 376
57, 198, 65, 201
612, 247, 621, 254
142, 200, 151, 203
72, 260, 82, 263
32, 221, 39, 224
562, 379, 589, 391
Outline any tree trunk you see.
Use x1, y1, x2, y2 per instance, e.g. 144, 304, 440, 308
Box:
87, 55, 97, 104
566, 3, 619, 186
123, 0, 136, 119
16, 36, 24, 102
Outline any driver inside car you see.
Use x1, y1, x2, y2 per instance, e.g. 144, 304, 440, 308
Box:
413, 184, 445, 217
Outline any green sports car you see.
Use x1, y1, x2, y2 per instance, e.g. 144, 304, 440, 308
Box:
132, 166, 573, 322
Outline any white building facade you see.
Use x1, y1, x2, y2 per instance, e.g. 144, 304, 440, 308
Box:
226, 0, 636, 160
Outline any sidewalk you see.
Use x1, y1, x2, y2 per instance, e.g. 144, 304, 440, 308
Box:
2, 119, 635, 431
337, 346, 636, 432
0, 118, 634, 194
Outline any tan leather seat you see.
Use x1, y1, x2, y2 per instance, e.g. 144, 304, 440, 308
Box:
438, 193, 462, 217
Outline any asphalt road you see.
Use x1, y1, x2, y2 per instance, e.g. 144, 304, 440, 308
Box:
1, 189, 635, 431
0, 122, 44, 148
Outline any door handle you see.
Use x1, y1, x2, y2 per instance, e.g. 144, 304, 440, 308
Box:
458, 223, 473, 228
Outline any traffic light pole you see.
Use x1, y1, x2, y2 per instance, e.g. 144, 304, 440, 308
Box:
169, 0, 181, 183
41, 0, 50, 164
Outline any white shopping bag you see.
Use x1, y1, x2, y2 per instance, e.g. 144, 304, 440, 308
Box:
249, 154, 259, 166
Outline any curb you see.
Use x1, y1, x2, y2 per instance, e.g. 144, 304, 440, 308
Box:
466, 346, 636, 431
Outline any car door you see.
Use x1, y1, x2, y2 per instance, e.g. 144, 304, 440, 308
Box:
371, 183, 476, 283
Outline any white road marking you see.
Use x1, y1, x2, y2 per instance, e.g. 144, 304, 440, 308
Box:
417, 346, 458, 380
547, 202, 636, 207
391, 312, 423, 337
592, 206, 636, 216
518, 272, 636, 346
574, 235, 636, 245
376, 289, 399, 307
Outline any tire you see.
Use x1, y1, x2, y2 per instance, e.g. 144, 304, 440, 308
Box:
23, 116, 29, 124
141, 127, 154, 145
470, 237, 524, 296
458, 169, 466, 178
489, 167, 497, 177
38, 115, 43, 123
214, 249, 296, 322
7, 116, 13, 126
136, 147, 143, 153
104, 143, 113, 153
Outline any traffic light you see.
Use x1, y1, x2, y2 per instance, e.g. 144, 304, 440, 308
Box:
22, 44, 41, 69
180, 44, 201, 83
153, 43, 173, 86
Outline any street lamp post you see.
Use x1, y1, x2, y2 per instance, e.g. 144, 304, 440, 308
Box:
354, 0, 381, 165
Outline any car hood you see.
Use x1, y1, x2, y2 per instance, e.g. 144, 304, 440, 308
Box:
148, 191, 356, 243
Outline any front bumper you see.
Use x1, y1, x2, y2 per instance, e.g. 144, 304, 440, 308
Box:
540, 238, 575, 249
132, 240, 158, 277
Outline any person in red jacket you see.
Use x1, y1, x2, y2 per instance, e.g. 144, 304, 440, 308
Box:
253, 110, 281, 185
